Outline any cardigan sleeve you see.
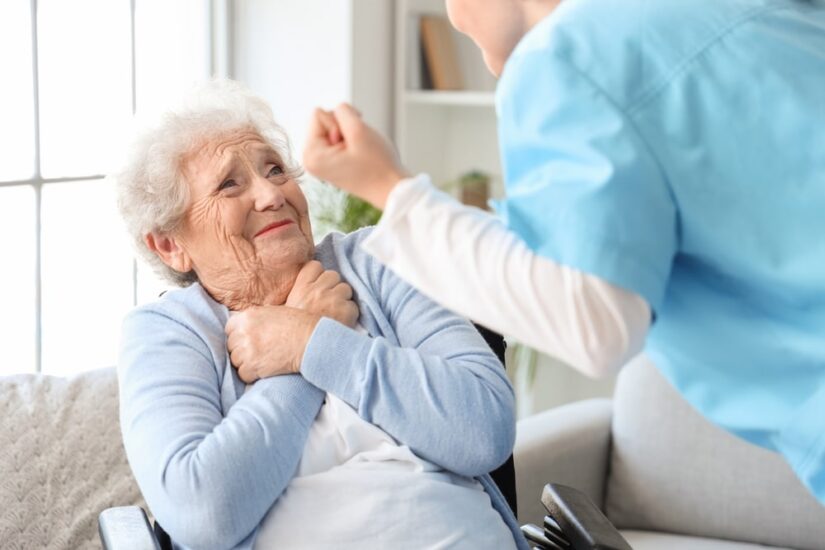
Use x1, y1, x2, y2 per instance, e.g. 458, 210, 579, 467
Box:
299, 270, 516, 478
118, 303, 324, 550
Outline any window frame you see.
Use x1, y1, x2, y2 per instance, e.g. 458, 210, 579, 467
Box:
0, 0, 233, 373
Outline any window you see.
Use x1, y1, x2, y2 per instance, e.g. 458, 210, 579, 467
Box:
0, 0, 222, 376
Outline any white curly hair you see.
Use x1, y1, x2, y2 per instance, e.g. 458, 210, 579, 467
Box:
111, 79, 301, 286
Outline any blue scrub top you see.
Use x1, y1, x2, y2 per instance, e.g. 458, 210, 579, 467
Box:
494, 0, 825, 502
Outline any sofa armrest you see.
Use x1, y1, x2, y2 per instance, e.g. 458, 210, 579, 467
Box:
99, 506, 161, 550
514, 398, 613, 526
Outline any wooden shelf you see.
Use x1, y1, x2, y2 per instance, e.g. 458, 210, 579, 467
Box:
395, 0, 501, 188
404, 90, 495, 107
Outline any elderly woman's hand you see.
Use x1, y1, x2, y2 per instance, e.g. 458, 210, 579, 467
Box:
225, 262, 359, 382
225, 306, 319, 382
285, 261, 359, 328
303, 104, 409, 210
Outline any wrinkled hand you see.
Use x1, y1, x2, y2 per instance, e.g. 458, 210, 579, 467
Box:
302, 104, 409, 209
225, 262, 358, 383
286, 260, 359, 328
225, 306, 319, 383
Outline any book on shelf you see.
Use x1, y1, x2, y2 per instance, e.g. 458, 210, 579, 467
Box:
419, 15, 463, 91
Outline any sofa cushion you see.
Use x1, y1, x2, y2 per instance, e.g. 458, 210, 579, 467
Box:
605, 355, 825, 550
0, 367, 145, 550
621, 530, 792, 550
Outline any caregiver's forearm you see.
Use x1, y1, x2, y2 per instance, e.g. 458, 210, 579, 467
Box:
361, 174, 651, 378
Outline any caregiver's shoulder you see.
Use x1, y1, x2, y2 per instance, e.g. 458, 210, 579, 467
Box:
529, 0, 791, 108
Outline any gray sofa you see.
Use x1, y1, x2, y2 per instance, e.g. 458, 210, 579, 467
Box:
3, 357, 823, 549
0, 368, 145, 550
514, 355, 825, 549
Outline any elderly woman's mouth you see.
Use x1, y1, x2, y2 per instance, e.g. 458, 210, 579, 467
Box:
255, 220, 295, 238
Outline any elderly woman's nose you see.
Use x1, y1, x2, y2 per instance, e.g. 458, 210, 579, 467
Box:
252, 175, 286, 211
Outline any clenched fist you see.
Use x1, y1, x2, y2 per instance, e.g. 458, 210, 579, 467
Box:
302, 104, 409, 209
225, 306, 318, 383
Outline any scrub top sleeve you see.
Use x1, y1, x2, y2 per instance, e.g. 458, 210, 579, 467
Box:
495, 50, 678, 312
776, 382, 825, 503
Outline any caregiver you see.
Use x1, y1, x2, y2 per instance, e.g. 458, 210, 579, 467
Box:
302, 0, 825, 504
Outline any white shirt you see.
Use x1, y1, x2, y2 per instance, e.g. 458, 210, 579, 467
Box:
361, 175, 652, 378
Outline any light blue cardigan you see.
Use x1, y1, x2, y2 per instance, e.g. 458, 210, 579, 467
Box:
118, 228, 529, 550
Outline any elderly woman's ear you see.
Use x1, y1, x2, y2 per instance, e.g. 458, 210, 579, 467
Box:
145, 232, 193, 275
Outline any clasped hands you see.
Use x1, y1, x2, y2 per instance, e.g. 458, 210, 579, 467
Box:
225, 261, 359, 383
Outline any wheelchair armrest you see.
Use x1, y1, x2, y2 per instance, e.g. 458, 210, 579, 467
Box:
515, 398, 613, 525
541, 483, 632, 550
99, 506, 161, 550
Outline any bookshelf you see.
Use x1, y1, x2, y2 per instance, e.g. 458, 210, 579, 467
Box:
394, 0, 502, 197
392, 1, 619, 418
403, 90, 496, 107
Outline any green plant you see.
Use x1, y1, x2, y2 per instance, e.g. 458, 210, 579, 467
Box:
458, 169, 490, 188
511, 342, 540, 386
442, 169, 493, 211
310, 181, 382, 235
337, 193, 383, 232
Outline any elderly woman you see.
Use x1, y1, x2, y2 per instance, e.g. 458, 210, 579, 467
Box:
113, 80, 526, 550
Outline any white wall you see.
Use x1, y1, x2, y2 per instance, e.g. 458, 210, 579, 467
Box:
350, 0, 394, 140
509, 352, 617, 419
232, 0, 392, 156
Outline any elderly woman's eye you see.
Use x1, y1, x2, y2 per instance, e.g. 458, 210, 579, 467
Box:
218, 179, 237, 191
267, 165, 285, 178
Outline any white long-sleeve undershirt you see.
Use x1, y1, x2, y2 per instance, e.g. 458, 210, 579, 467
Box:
360, 174, 652, 378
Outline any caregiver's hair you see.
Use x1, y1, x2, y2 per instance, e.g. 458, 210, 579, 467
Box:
112, 79, 302, 286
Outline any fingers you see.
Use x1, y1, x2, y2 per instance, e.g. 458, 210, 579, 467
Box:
336, 103, 362, 118
225, 310, 240, 334
309, 108, 343, 145
295, 262, 342, 291
226, 314, 260, 383
329, 123, 342, 146
226, 325, 239, 351
226, 310, 251, 372
225, 317, 244, 364
236, 362, 258, 384
341, 300, 360, 328
308, 108, 333, 138
294, 260, 324, 287
225, 308, 254, 338
306, 103, 364, 152
332, 103, 365, 140
333, 281, 353, 300
228, 339, 252, 378
315, 269, 341, 289
319, 109, 343, 145
229, 345, 241, 367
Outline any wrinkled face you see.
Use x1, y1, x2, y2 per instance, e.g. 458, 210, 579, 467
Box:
445, 0, 527, 76
175, 130, 313, 308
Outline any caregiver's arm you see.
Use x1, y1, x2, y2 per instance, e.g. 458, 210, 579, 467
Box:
299, 259, 515, 477
303, 104, 653, 379
119, 303, 324, 550
361, 175, 651, 378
